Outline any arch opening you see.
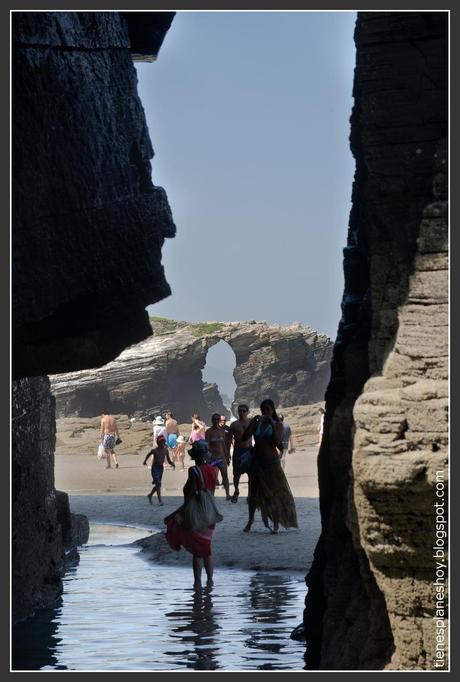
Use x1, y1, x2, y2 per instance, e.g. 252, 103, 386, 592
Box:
202, 340, 237, 419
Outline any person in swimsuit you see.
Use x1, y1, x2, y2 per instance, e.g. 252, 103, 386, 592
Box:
165, 410, 180, 452
189, 414, 206, 444
175, 435, 187, 470
241, 398, 298, 534
142, 435, 175, 505
226, 404, 252, 503
206, 413, 231, 501
100, 412, 120, 469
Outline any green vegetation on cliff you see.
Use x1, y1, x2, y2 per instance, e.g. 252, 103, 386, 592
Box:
189, 322, 225, 337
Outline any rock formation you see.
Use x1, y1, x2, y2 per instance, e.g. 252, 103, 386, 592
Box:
12, 11, 176, 380
304, 11, 448, 671
49, 319, 333, 422
12, 377, 89, 623
12, 11, 175, 623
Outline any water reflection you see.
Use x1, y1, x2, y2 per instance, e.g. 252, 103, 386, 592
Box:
166, 585, 220, 670
12, 525, 306, 671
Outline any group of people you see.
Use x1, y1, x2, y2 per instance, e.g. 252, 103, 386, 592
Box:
162, 399, 300, 587
99, 402, 326, 587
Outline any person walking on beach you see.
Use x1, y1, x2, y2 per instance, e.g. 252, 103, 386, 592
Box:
279, 415, 296, 471
241, 398, 298, 534
143, 435, 175, 505
164, 440, 218, 587
226, 404, 252, 503
189, 414, 206, 443
165, 410, 180, 466
317, 407, 325, 447
165, 410, 180, 451
100, 412, 120, 469
206, 413, 232, 501
176, 435, 187, 470
153, 415, 167, 446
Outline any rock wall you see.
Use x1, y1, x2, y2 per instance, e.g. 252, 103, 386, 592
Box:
12, 12, 175, 623
12, 11, 176, 380
12, 378, 89, 623
304, 12, 448, 670
49, 320, 333, 422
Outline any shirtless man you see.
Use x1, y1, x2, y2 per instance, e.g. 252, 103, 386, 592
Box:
100, 412, 120, 469
165, 410, 180, 463
226, 404, 252, 503
142, 435, 175, 505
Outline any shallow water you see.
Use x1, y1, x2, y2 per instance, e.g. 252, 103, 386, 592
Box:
13, 524, 307, 671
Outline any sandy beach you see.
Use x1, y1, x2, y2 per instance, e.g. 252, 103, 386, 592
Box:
57, 447, 321, 574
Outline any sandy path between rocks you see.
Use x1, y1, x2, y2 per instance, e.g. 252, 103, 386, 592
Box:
57, 448, 321, 573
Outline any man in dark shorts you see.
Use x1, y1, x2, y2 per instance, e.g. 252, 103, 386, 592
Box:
226, 404, 252, 503
142, 435, 175, 505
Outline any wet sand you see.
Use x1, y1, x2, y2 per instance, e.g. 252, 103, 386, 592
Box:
57, 447, 321, 573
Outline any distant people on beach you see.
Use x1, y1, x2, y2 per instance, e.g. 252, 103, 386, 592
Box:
189, 414, 206, 443
164, 410, 180, 467
226, 404, 252, 503
206, 413, 231, 501
165, 410, 180, 450
279, 415, 296, 471
100, 412, 120, 469
143, 434, 175, 505
153, 415, 167, 446
317, 407, 325, 447
164, 440, 218, 587
219, 415, 230, 437
175, 435, 187, 470
241, 398, 298, 534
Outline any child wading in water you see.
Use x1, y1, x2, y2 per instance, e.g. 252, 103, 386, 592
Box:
143, 435, 175, 505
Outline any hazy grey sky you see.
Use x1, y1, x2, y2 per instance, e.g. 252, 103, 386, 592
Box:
137, 11, 357, 342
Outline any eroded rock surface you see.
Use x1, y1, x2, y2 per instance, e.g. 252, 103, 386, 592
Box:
12, 11, 175, 623
49, 320, 333, 422
12, 11, 176, 379
304, 11, 448, 671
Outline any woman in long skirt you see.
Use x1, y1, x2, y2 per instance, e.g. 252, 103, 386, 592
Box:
241, 398, 298, 534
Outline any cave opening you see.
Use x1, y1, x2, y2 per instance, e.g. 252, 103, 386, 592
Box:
202, 340, 237, 418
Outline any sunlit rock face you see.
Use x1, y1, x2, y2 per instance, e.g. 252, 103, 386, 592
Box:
12, 11, 175, 623
304, 11, 448, 671
49, 319, 333, 423
12, 11, 176, 380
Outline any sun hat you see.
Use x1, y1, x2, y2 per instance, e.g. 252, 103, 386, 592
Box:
177, 435, 185, 444
154, 416, 165, 425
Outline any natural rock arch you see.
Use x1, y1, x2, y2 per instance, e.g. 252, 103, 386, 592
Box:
50, 320, 333, 423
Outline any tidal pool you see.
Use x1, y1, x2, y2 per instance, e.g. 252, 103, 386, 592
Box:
12, 524, 307, 671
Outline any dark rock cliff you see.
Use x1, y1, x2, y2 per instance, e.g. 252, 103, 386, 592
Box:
304, 11, 448, 670
12, 11, 175, 623
12, 11, 176, 380
49, 319, 333, 422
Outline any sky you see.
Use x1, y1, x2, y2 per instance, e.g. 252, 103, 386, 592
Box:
136, 11, 357, 343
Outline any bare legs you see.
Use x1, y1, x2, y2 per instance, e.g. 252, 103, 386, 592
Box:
232, 470, 241, 502
147, 484, 163, 505
244, 501, 275, 533
243, 498, 256, 532
217, 465, 231, 500
193, 555, 213, 587
105, 449, 118, 468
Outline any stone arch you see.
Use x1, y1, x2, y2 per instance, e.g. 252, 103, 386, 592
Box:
202, 339, 236, 417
